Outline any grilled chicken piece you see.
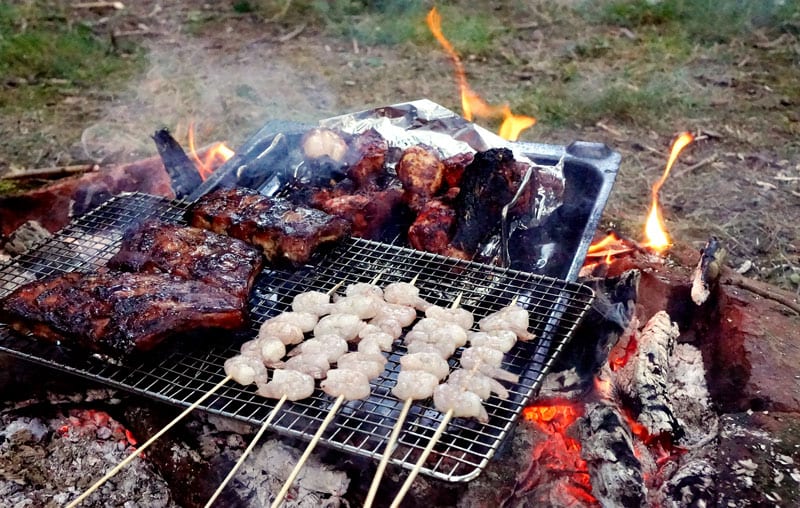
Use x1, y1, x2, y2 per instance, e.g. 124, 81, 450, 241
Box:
316, 188, 404, 240
345, 129, 389, 190
188, 187, 350, 265
0, 270, 245, 358
408, 198, 456, 255
448, 148, 534, 258
107, 220, 263, 302
396, 145, 445, 211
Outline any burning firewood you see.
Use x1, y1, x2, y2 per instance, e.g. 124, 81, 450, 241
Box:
615, 311, 682, 438
578, 402, 646, 508
152, 128, 203, 200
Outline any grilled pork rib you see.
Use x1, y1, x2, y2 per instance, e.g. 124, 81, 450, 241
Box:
188, 187, 350, 265
107, 220, 263, 302
0, 270, 245, 358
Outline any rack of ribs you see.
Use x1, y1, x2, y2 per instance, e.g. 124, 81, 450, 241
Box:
0, 270, 246, 358
107, 220, 263, 302
188, 187, 350, 265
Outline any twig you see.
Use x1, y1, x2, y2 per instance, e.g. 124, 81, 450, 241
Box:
674, 155, 717, 179
722, 268, 800, 315
73, 1, 124, 9
66, 375, 233, 508
1, 164, 99, 180
389, 409, 454, 508
270, 395, 345, 508
204, 395, 288, 507
277, 23, 306, 43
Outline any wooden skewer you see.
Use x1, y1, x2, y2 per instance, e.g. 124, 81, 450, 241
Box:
204, 394, 288, 507
66, 375, 233, 508
364, 292, 463, 507
389, 409, 454, 508
270, 394, 345, 508
364, 397, 412, 508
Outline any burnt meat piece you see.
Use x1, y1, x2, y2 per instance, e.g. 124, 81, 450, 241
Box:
188, 187, 350, 265
107, 220, 263, 301
316, 188, 404, 240
442, 152, 474, 189
449, 148, 535, 258
0, 270, 245, 358
408, 199, 457, 255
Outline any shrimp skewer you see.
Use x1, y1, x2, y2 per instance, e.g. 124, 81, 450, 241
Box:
208, 281, 350, 507
390, 297, 528, 508
365, 293, 464, 508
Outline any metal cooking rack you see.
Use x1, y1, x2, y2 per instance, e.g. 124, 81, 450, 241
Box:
0, 192, 594, 482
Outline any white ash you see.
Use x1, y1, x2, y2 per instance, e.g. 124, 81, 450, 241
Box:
667, 343, 718, 448
0, 410, 176, 507
227, 438, 349, 507
538, 367, 585, 400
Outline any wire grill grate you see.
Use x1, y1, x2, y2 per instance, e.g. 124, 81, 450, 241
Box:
0, 192, 594, 482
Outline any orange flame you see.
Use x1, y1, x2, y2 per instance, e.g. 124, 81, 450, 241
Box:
426, 7, 535, 141
188, 122, 235, 180
584, 231, 635, 265
642, 132, 694, 252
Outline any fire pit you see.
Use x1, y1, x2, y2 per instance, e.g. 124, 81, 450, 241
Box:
0, 100, 617, 496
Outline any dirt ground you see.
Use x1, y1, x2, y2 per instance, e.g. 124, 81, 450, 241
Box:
1, 1, 798, 291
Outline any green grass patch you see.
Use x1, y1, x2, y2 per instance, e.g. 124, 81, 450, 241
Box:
0, 2, 142, 110
251, 0, 499, 52
514, 70, 699, 129
584, 0, 800, 43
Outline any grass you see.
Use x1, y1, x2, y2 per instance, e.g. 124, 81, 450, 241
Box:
584, 0, 800, 43
0, 2, 143, 110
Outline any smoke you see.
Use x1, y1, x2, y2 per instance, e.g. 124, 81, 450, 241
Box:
81, 35, 338, 163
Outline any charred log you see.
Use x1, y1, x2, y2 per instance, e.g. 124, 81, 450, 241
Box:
660, 453, 716, 508
616, 310, 682, 438
152, 128, 203, 200
579, 402, 645, 508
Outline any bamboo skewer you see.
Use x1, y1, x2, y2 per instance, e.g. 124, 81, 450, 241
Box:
205, 278, 350, 507
389, 409, 454, 508
203, 394, 288, 507
363, 397, 412, 508
66, 375, 233, 508
270, 394, 345, 508
365, 292, 463, 508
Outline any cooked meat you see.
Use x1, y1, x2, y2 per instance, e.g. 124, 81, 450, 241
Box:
449, 148, 534, 258
316, 188, 404, 240
344, 129, 389, 190
0, 270, 245, 358
408, 199, 456, 254
302, 128, 348, 162
442, 152, 474, 189
107, 220, 263, 301
396, 145, 445, 211
188, 187, 351, 265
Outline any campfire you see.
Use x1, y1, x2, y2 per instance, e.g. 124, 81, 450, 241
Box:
1, 8, 799, 508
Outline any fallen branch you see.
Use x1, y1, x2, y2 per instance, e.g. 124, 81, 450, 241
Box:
1, 164, 99, 181
721, 268, 800, 315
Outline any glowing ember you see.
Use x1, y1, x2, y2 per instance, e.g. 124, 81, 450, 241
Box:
187, 122, 235, 180
426, 7, 535, 141
523, 401, 582, 434
609, 334, 638, 372
642, 132, 694, 252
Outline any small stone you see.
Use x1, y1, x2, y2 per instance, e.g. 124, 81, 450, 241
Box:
777, 454, 794, 465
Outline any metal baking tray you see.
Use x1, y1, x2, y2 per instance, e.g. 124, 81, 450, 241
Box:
0, 192, 594, 482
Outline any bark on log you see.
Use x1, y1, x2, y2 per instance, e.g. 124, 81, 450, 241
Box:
690, 236, 725, 305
